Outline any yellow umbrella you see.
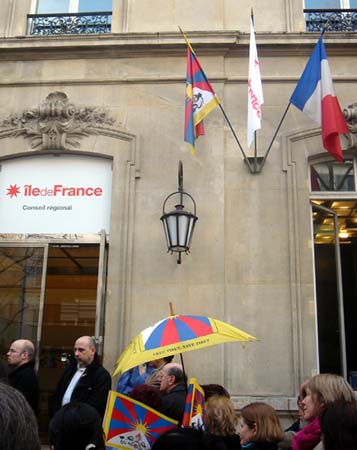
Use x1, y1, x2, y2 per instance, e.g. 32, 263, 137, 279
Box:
113, 314, 257, 376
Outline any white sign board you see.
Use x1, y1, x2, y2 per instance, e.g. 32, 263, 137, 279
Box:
0, 155, 113, 233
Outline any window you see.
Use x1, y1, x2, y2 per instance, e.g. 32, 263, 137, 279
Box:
306, 0, 357, 7
304, 0, 357, 31
28, 0, 112, 35
36, 0, 112, 13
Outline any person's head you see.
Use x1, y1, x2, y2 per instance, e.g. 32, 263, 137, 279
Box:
128, 384, 163, 412
297, 379, 309, 419
301, 374, 356, 422
0, 381, 41, 450
74, 336, 96, 368
239, 402, 284, 445
201, 384, 230, 400
149, 355, 174, 369
49, 402, 105, 450
152, 427, 224, 450
321, 400, 357, 450
159, 363, 186, 392
7, 339, 35, 367
205, 395, 238, 436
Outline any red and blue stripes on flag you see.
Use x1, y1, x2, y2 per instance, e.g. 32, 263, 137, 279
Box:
182, 378, 205, 428
184, 44, 219, 153
290, 34, 348, 162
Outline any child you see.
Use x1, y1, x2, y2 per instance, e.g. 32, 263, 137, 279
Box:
239, 402, 284, 450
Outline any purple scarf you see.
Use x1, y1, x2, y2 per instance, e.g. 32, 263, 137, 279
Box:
292, 417, 321, 450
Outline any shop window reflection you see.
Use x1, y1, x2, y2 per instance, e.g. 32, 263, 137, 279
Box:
310, 160, 355, 192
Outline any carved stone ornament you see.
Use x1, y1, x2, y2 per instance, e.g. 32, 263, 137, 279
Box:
0, 91, 116, 150
344, 103, 357, 149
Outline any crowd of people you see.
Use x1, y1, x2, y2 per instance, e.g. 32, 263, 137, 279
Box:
1, 335, 357, 450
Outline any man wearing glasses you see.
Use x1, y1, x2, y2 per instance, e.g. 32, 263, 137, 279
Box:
7, 339, 39, 415
159, 362, 187, 424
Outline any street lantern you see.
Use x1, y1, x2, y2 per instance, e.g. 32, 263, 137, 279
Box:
161, 161, 198, 264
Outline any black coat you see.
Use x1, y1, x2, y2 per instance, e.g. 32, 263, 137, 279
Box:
50, 354, 111, 418
8, 359, 39, 415
161, 383, 187, 424
246, 442, 279, 450
211, 434, 241, 450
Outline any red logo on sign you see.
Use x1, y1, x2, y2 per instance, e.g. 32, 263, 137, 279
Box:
6, 184, 21, 198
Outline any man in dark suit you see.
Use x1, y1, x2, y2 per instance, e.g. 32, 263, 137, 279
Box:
7, 339, 39, 415
50, 336, 111, 418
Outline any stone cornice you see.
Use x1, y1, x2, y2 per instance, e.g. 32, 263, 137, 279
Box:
0, 31, 356, 59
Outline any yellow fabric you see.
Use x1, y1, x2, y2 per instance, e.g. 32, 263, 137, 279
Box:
113, 316, 256, 376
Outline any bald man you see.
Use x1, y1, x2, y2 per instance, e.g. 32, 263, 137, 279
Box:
159, 362, 187, 424
50, 336, 111, 418
7, 339, 39, 415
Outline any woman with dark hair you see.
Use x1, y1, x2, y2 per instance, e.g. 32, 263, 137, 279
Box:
0, 381, 41, 450
152, 427, 227, 450
201, 384, 230, 400
239, 402, 284, 450
321, 400, 357, 450
127, 383, 163, 412
49, 402, 105, 450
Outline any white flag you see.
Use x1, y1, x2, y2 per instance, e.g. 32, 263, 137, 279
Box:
247, 16, 264, 148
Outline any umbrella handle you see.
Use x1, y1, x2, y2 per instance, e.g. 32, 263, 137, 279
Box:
179, 353, 188, 395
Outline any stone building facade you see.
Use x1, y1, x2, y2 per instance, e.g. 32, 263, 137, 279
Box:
0, 0, 356, 428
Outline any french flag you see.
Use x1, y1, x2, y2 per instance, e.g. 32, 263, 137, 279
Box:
290, 35, 348, 162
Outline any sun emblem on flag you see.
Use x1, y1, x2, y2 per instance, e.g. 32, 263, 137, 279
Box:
134, 421, 148, 435
6, 184, 21, 198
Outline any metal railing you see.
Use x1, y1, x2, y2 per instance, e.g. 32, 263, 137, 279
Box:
304, 9, 357, 32
27, 11, 112, 36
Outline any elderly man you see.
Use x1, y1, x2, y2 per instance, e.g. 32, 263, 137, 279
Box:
159, 362, 187, 424
50, 335, 111, 418
7, 339, 39, 415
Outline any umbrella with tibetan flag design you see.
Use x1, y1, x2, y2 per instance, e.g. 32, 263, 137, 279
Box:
104, 391, 178, 450
113, 314, 257, 376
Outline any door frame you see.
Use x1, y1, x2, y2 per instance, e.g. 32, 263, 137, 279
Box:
311, 201, 347, 379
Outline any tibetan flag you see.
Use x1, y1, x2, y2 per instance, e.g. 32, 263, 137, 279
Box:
103, 390, 178, 449
247, 16, 264, 148
290, 34, 348, 162
182, 378, 205, 428
183, 34, 220, 153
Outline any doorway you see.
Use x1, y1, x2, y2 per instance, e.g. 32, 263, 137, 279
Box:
312, 200, 357, 385
0, 240, 107, 432
38, 243, 101, 431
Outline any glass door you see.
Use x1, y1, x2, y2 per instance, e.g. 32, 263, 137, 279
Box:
0, 245, 47, 366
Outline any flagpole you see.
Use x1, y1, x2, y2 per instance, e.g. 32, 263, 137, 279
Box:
254, 130, 258, 172
219, 104, 255, 173
258, 102, 291, 172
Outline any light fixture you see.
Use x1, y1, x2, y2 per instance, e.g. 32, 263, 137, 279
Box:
161, 161, 198, 264
339, 229, 349, 239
